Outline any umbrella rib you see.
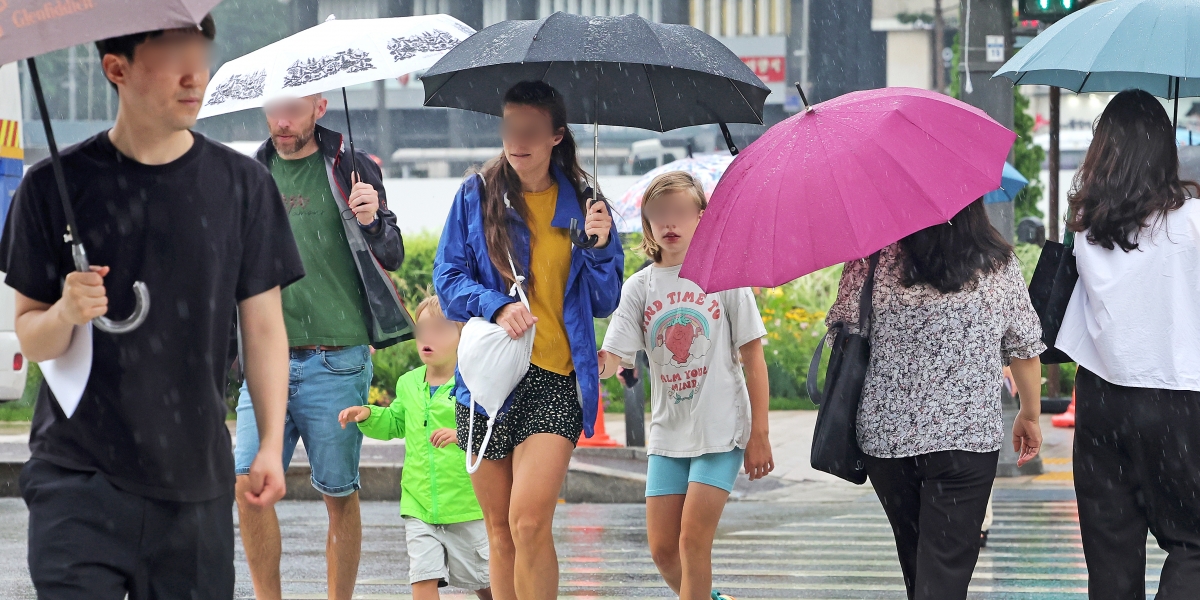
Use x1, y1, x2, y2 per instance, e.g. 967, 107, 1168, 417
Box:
643, 63, 666, 132
422, 69, 460, 107
726, 78, 764, 125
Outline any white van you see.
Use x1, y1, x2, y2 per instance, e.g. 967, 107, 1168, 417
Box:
0, 285, 27, 401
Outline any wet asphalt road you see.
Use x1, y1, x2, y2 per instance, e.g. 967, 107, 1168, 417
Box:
0, 489, 1169, 599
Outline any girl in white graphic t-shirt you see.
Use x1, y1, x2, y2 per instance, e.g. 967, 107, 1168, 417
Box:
599, 171, 773, 600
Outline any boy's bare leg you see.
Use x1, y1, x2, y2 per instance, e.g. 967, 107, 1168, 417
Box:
509, 434, 574, 600
325, 492, 362, 600
236, 475, 283, 600
471, 456, 516, 600
474, 587, 495, 600
646, 494, 687, 594
411, 579, 441, 600
678, 483, 729, 600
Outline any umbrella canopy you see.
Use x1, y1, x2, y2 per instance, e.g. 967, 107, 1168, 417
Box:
984, 162, 1029, 204
994, 0, 1200, 98
0, 0, 219, 65
613, 154, 734, 233
680, 87, 1016, 293
199, 14, 474, 118
420, 11, 770, 131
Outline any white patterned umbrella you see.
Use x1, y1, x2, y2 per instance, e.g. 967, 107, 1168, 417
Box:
612, 154, 735, 233
198, 14, 474, 118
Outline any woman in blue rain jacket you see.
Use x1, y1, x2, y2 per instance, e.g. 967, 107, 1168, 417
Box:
433, 80, 623, 598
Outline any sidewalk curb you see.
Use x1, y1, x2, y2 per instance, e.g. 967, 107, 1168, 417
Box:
0, 460, 650, 503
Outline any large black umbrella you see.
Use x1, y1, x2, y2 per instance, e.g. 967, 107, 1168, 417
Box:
421, 11, 771, 247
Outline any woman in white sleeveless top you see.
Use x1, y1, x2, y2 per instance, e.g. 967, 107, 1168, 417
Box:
1058, 89, 1200, 599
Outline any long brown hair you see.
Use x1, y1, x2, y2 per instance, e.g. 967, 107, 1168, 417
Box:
1067, 89, 1198, 251
481, 81, 590, 288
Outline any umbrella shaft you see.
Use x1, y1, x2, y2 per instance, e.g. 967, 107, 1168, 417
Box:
341, 87, 358, 179
27, 58, 84, 253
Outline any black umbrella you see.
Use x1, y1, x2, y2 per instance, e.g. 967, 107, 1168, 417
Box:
421, 11, 770, 247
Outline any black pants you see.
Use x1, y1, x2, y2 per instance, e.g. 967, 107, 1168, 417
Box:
1074, 368, 1200, 600
20, 458, 235, 600
865, 449, 998, 600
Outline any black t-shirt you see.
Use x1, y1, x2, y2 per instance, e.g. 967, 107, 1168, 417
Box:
0, 131, 304, 502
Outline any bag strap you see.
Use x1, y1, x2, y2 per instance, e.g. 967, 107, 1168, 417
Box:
857, 251, 881, 335
477, 173, 531, 311
806, 251, 881, 406
1063, 229, 1075, 248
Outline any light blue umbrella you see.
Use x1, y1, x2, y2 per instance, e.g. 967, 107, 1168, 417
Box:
994, 0, 1200, 124
984, 162, 1029, 204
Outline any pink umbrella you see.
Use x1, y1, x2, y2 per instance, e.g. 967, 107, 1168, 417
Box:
680, 87, 1016, 293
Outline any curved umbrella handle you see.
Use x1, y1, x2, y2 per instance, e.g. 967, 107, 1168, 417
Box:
94, 281, 150, 334
71, 243, 150, 335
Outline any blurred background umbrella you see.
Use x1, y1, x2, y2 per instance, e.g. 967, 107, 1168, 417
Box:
0, 0, 224, 333
984, 162, 1030, 205
199, 13, 473, 177
994, 0, 1200, 126
421, 11, 770, 247
681, 87, 1016, 293
612, 153, 734, 233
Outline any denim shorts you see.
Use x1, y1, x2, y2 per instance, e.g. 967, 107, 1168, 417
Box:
645, 447, 746, 497
234, 346, 372, 497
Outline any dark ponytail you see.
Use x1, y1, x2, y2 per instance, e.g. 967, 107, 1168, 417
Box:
481, 81, 590, 288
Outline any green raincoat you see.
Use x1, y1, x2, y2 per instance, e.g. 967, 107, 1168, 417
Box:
357, 366, 483, 524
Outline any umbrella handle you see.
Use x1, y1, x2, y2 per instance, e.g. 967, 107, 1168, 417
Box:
72, 244, 151, 335
569, 197, 600, 249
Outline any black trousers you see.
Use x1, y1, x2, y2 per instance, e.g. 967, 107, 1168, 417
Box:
20, 458, 235, 600
865, 449, 999, 600
1074, 368, 1200, 600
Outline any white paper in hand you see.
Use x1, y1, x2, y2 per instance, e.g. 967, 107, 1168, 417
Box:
37, 323, 93, 418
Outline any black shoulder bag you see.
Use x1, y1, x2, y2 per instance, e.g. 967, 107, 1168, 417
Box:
1027, 231, 1077, 364
806, 251, 880, 485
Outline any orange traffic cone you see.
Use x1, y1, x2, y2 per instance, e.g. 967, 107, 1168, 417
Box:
577, 393, 620, 447
1052, 390, 1076, 428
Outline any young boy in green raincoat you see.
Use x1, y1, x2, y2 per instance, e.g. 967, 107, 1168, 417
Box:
339, 296, 492, 600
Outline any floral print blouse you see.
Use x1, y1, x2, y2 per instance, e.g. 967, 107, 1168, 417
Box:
825, 244, 1046, 458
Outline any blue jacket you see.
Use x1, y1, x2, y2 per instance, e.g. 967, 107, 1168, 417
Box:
434, 166, 624, 437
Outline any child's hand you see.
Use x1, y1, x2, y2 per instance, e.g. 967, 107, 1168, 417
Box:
597, 350, 620, 379
338, 406, 371, 429
744, 430, 774, 481
430, 428, 458, 448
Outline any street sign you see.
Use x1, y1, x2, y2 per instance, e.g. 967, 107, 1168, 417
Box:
986, 35, 1005, 62
1018, 0, 1086, 22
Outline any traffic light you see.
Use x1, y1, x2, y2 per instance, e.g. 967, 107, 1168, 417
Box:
1018, 0, 1086, 22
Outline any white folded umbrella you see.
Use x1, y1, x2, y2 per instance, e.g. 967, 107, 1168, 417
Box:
198, 14, 475, 119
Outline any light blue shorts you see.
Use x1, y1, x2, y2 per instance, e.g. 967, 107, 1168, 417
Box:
646, 448, 746, 497
234, 346, 372, 497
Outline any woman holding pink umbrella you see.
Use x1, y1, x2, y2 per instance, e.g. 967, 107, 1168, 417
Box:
825, 200, 1045, 599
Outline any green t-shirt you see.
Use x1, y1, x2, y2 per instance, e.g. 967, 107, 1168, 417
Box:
271, 152, 370, 347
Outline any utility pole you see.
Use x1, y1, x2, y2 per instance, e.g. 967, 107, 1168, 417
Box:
933, 0, 946, 94
962, 0, 1041, 477
1046, 85, 1062, 400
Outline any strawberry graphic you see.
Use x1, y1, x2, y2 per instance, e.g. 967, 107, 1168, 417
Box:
663, 314, 697, 365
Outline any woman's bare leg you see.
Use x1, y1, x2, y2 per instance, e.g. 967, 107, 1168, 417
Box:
509, 433, 574, 600
470, 455, 516, 600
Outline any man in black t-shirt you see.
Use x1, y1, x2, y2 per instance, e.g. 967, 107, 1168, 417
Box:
1, 16, 304, 599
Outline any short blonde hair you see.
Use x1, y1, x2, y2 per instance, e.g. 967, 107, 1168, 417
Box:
414, 295, 462, 330
640, 171, 707, 262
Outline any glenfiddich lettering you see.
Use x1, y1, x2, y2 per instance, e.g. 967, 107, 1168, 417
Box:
9, 0, 95, 30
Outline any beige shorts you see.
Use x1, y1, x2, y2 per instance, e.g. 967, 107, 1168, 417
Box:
404, 517, 490, 590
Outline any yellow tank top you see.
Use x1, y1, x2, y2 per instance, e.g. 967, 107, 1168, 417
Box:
523, 184, 575, 376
